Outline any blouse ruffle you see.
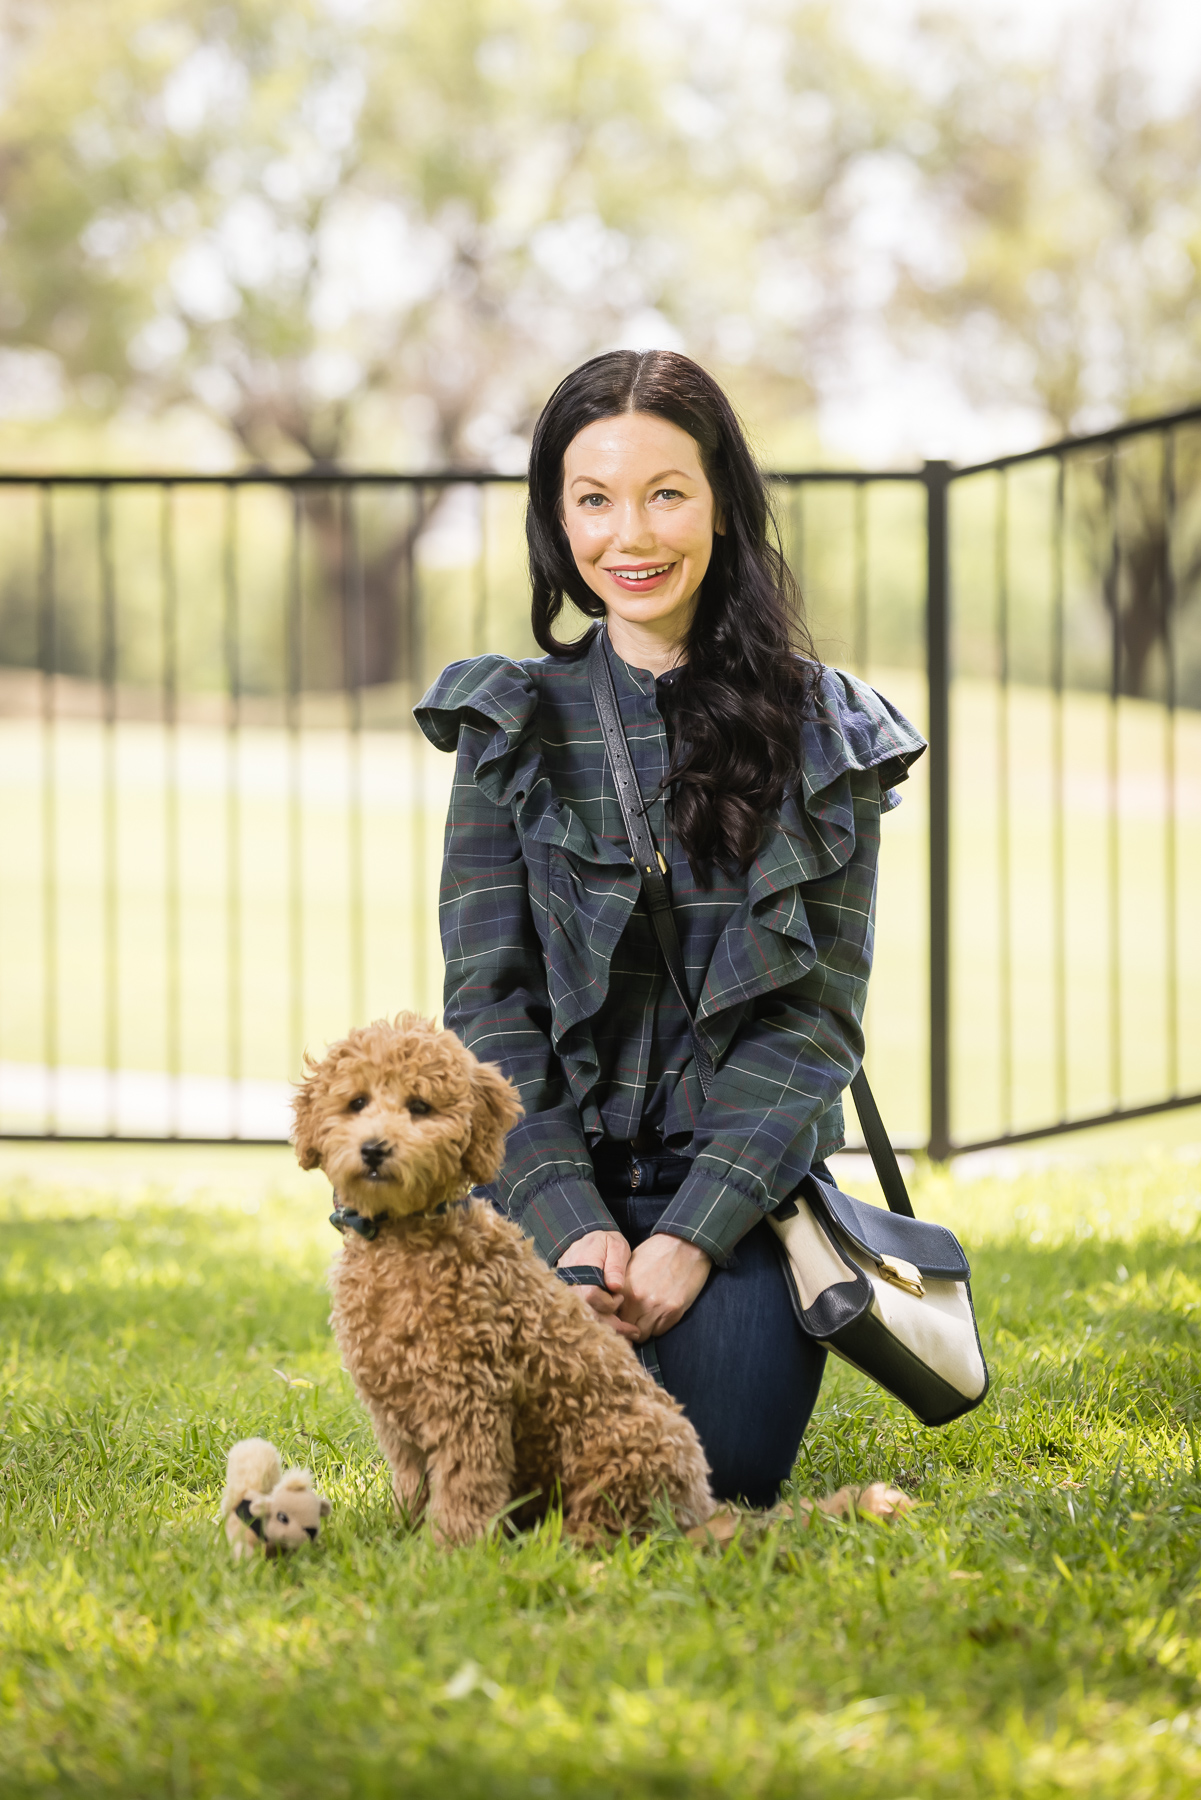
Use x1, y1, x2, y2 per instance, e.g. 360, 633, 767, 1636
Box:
416, 652, 926, 1043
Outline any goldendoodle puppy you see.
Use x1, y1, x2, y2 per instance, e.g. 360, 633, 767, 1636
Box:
292, 1014, 714, 1546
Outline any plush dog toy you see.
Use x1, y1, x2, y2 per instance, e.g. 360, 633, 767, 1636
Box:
292, 1014, 715, 1546
221, 1437, 331, 1559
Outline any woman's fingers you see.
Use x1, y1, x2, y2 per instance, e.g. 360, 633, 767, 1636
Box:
599, 1232, 632, 1293
557, 1231, 636, 1336
557, 1230, 630, 1292
619, 1233, 712, 1341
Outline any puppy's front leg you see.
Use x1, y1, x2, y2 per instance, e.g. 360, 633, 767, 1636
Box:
364, 1400, 428, 1526
427, 1409, 517, 1547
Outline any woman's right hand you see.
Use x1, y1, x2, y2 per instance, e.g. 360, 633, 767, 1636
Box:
556, 1231, 637, 1339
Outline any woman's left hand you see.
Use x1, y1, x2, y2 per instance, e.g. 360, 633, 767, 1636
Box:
619, 1233, 712, 1341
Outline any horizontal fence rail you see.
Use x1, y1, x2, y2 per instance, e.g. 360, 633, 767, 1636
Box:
0, 406, 1197, 1155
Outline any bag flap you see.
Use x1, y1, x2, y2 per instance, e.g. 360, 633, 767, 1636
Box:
805, 1176, 971, 1281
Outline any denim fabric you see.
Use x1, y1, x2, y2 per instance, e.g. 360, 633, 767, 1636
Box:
598, 1163, 833, 1508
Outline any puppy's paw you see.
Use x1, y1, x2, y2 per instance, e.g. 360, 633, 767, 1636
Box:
812, 1481, 914, 1523
853, 1481, 914, 1521
685, 1505, 743, 1548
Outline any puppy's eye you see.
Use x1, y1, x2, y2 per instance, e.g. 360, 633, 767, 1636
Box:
347, 1095, 369, 1114
277, 1512, 289, 1524
407, 1098, 431, 1117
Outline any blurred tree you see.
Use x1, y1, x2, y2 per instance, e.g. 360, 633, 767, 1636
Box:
0, 0, 908, 676
890, 11, 1201, 434
0, 0, 899, 469
882, 9, 1201, 699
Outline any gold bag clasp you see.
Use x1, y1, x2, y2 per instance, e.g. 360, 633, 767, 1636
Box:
877, 1255, 925, 1298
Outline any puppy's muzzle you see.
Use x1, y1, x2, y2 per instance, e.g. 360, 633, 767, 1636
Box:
360, 1138, 391, 1176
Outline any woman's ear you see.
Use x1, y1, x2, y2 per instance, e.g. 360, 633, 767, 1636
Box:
463, 1059, 524, 1186
291, 1059, 325, 1171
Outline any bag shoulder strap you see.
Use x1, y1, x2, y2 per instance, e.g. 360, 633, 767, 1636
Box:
586, 628, 916, 1220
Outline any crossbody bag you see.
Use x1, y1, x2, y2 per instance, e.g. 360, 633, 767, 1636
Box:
587, 629, 989, 1427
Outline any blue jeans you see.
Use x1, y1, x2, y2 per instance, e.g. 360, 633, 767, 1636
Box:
597, 1169, 830, 1508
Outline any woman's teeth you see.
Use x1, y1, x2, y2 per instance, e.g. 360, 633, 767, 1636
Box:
613, 565, 670, 581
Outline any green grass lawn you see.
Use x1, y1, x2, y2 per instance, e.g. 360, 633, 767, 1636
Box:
4, 1135, 1201, 1797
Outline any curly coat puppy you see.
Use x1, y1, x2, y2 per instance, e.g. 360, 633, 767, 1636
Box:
292, 1014, 714, 1546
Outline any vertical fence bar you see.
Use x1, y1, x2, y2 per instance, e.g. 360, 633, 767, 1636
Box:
408, 486, 427, 1013
38, 485, 58, 1136
790, 482, 806, 602
1050, 455, 1068, 1121
287, 487, 304, 1077
995, 469, 1013, 1134
925, 460, 952, 1159
472, 482, 489, 656
161, 485, 181, 1137
1162, 429, 1179, 1096
344, 484, 367, 1026
852, 481, 869, 676
223, 484, 242, 1137
1104, 446, 1122, 1110
98, 485, 118, 1136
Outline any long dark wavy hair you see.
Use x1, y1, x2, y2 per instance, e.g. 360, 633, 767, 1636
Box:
526, 349, 821, 878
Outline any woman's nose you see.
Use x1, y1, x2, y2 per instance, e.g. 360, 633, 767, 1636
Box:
612, 503, 654, 549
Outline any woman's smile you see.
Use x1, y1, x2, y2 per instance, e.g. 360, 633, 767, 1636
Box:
604, 560, 676, 592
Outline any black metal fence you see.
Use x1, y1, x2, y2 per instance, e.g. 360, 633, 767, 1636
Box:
0, 402, 1197, 1154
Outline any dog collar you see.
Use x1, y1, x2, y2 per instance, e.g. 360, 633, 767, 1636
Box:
330, 1205, 387, 1240
235, 1498, 266, 1540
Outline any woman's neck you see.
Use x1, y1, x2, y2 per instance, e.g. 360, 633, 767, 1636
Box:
604, 611, 688, 678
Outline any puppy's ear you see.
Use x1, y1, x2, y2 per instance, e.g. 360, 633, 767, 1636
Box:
248, 1492, 272, 1518
318, 1495, 332, 1518
291, 1055, 325, 1171
462, 1059, 524, 1186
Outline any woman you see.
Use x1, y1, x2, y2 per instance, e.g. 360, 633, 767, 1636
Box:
415, 350, 924, 1506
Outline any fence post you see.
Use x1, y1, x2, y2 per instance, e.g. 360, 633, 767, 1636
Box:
925, 459, 952, 1160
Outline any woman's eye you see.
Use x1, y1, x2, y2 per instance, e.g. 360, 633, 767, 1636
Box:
579, 493, 608, 508
408, 1098, 431, 1117
653, 487, 683, 502
348, 1094, 369, 1114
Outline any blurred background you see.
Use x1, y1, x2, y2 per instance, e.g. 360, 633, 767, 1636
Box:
0, 0, 1198, 1157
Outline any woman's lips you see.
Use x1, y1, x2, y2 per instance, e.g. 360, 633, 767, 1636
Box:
604, 562, 674, 593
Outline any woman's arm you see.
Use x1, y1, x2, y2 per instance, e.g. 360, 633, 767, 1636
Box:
440, 719, 625, 1272
644, 771, 884, 1274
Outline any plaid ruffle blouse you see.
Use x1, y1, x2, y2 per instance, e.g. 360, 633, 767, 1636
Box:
415, 632, 925, 1269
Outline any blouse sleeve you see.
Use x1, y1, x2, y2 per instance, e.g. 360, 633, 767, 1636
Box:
438, 716, 621, 1264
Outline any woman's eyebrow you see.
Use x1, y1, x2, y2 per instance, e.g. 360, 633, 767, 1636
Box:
567, 468, 693, 488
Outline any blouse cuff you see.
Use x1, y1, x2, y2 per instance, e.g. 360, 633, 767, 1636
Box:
511, 1175, 622, 1267
652, 1171, 767, 1268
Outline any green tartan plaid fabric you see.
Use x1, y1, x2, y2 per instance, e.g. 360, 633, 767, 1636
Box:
415, 632, 925, 1268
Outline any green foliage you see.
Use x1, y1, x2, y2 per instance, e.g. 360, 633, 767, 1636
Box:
0, 0, 897, 466
3, 1147, 1201, 1795
891, 12, 1201, 433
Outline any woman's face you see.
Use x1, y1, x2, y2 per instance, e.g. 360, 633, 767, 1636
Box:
560, 412, 720, 646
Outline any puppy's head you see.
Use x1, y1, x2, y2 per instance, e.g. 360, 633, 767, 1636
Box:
291, 1014, 523, 1218
248, 1471, 331, 1552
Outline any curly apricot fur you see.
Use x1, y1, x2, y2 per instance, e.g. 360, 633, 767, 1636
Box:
292, 1015, 715, 1545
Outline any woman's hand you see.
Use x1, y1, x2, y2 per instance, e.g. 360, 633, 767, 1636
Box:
620, 1233, 712, 1341
556, 1231, 637, 1339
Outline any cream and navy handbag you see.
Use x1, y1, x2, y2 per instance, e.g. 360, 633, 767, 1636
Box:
588, 632, 989, 1427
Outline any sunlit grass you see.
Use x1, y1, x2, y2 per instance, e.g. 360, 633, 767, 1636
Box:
2, 1142, 1201, 1795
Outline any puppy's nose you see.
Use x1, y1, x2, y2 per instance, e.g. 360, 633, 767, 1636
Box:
305, 1527, 318, 1541
360, 1138, 389, 1172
